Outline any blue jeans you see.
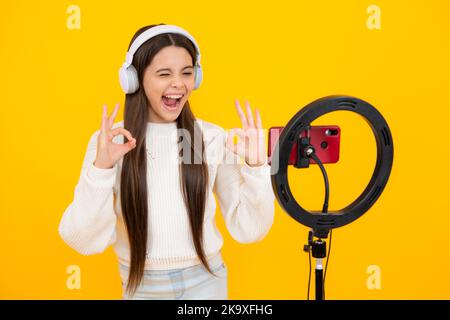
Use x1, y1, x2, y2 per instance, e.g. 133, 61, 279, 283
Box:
119, 252, 228, 300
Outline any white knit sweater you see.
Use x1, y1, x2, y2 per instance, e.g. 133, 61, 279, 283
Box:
58, 119, 275, 270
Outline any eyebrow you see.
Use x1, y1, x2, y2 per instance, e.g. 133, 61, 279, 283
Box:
156, 66, 194, 73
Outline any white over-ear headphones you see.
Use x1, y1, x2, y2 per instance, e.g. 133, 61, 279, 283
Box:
118, 25, 203, 94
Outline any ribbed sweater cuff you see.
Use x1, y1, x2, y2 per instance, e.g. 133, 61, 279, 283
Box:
85, 162, 117, 188
241, 159, 271, 176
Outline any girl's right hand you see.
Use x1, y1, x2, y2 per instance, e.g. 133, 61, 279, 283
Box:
93, 103, 136, 169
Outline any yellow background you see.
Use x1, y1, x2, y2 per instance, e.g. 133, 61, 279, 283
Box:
1, 0, 449, 299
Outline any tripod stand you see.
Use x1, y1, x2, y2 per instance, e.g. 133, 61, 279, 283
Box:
304, 228, 329, 300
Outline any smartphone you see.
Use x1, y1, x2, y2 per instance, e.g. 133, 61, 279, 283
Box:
268, 126, 341, 166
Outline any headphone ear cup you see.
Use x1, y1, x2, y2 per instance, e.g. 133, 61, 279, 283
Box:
126, 65, 139, 94
119, 65, 139, 94
194, 64, 203, 90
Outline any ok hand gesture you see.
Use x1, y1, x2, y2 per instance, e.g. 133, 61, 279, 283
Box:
226, 99, 267, 167
94, 103, 136, 169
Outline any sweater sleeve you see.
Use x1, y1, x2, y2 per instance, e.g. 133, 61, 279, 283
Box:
212, 128, 275, 244
58, 130, 118, 255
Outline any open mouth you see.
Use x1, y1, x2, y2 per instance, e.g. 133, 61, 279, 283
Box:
161, 94, 184, 111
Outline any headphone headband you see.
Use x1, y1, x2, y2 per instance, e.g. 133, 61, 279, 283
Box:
123, 25, 201, 67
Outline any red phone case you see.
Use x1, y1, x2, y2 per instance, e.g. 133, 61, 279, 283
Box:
268, 126, 340, 165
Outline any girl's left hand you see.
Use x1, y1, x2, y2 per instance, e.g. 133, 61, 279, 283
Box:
226, 99, 267, 167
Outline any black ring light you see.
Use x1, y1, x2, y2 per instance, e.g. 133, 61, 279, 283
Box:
270, 95, 394, 230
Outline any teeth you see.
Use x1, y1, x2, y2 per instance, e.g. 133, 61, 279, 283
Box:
164, 94, 183, 99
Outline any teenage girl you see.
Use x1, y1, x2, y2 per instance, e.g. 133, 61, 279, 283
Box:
59, 24, 275, 300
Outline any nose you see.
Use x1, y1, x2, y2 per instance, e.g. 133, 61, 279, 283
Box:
171, 76, 183, 88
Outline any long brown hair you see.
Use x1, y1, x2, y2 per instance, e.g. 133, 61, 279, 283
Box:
120, 24, 213, 297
